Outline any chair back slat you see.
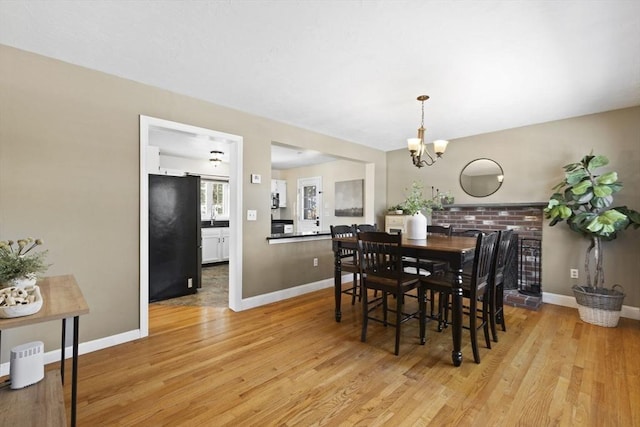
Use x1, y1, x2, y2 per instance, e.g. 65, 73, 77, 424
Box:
469, 232, 499, 298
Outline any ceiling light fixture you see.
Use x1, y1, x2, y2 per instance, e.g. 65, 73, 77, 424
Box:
407, 95, 449, 168
210, 150, 224, 167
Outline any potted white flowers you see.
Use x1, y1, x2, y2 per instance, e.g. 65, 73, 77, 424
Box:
0, 238, 49, 288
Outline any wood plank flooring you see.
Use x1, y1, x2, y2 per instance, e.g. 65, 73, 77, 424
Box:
62, 288, 640, 426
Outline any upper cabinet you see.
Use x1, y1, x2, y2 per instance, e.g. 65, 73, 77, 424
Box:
271, 179, 287, 207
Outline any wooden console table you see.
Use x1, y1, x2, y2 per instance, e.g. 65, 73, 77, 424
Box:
0, 275, 89, 427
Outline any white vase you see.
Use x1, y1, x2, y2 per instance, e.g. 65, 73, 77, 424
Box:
7, 275, 37, 289
406, 212, 427, 240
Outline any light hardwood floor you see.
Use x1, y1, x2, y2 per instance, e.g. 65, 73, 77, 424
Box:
62, 288, 640, 426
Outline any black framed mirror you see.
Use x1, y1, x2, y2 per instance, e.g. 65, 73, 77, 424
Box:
459, 158, 504, 197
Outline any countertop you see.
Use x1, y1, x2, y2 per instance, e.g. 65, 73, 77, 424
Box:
202, 220, 230, 228
267, 230, 331, 241
271, 219, 294, 224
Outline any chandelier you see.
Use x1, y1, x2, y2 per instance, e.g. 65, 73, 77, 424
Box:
210, 150, 224, 167
407, 95, 449, 168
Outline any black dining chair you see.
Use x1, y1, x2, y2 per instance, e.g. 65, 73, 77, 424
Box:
489, 229, 513, 342
402, 224, 452, 320
419, 231, 498, 363
354, 223, 377, 232
454, 229, 483, 237
330, 225, 360, 305
427, 225, 453, 236
358, 231, 426, 355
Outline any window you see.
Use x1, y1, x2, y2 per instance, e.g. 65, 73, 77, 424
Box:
201, 179, 230, 220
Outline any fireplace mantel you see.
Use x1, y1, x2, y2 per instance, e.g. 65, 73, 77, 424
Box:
440, 202, 547, 209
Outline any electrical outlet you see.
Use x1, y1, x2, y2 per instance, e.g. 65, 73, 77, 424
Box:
247, 209, 257, 221
188, 277, 193, 288
570, 269, 579, 279
313, 258, 318, 267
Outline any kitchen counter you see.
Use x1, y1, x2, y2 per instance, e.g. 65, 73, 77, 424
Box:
202, 220, 229, 228
271, 219, 294, 225
267, 230, 331, 244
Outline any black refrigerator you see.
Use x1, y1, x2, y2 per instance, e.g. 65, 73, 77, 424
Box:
149, 174, 201, 302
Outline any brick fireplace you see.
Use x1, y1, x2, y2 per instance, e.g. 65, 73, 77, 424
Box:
431, 203, 546, 310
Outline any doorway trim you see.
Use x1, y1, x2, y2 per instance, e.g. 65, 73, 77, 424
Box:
139, 115, 243, 337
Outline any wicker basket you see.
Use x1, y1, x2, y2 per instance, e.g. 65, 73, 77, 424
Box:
572, 285, 625, 327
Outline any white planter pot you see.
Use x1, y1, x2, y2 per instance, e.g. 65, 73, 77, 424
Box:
406, 212, 427, 240
6, 275, 37, 289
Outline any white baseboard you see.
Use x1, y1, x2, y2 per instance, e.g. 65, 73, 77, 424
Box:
236, 276, 336, 311
0, 329, 142, 376
543, 291, 640, 320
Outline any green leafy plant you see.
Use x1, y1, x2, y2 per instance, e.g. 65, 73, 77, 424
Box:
438, 190, 455, 205
401, 181, 443, 215
544, 153, 640, 288
0, 238, 49, 283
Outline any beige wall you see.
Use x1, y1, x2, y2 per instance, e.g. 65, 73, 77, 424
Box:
387, 107, 640, 307
276, 159, 369, 229
0, 45, 387, 360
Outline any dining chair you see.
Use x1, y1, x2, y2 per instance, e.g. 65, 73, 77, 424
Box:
489, 229, 513, 342
427, 225, 453, 236
357, 231, 426, 355
419, 231, 498, 363
354, 223, 377, 232
402, 224, 451, 320
330, 225, 360, 305
454, 229, 483, 237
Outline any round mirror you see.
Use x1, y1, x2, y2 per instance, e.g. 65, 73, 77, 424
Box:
459, 158, 504, 197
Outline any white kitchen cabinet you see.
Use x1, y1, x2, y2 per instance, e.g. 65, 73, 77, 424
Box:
202, 227, 230, 264
270, 179, 287, 207
220, 228, 230, 260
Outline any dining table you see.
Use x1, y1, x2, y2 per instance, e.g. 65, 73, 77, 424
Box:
332, 233, 478, 367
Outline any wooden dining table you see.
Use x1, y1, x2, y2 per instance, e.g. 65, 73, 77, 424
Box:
332, 234, 478, 366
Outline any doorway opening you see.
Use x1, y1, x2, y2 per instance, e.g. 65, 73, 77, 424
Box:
139, 115, 243, 337
297, 176, 322, 233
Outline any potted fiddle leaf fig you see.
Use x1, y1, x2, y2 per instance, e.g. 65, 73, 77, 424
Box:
544, 152, 640, 327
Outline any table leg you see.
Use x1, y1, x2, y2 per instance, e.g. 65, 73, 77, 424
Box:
61, 318, 66, 383
71, 316, 79, 427
334, 249, 342, 322
451, 270, 463, 366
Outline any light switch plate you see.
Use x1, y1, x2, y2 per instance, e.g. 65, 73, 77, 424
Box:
247, 209, 257, 221
250, 174, 261, 184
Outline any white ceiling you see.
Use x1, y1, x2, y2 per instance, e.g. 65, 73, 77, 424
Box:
1, 1, 639, 152
150, 125, 337, 169
271, 144, 338, 170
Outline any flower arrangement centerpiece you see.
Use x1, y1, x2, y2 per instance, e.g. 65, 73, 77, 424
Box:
0, 238, 49, 288
401, 182, 443, 215
401, 182, 443, 239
